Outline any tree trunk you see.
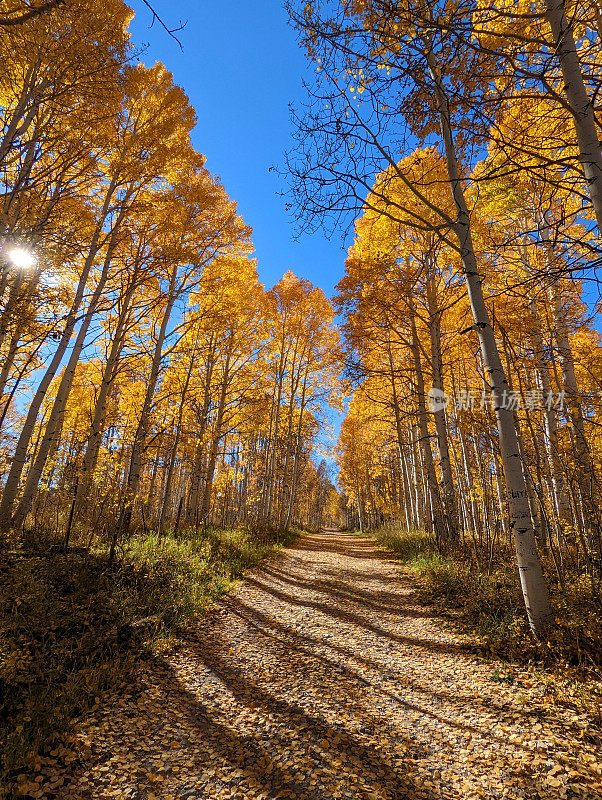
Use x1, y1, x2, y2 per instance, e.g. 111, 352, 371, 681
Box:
426, 45, 552, 633
0, 269, 41, 427
75, 290, 143, 517
158, 344, 196, 535
409, 309, 447, 546
284, 369, 309, 531
426, 274, 459, 541
387, 344, 415, 529
549, 286, 601, 563
0, 177, 118, 532
265, 346, 287, 525
529, 300, 573, 533
185, 339, 216, 524
115, 266, 178, 546
200, 344, 232, 523
11, 237, 119, 529
544, 0, 602, 230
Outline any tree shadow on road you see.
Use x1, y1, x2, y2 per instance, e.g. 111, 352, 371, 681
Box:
258, 564, 435, 619
241, 574, 469, 658
290, 533, 397, 563
151, 624, 435, 800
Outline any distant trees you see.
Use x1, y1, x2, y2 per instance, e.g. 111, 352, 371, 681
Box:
336, 145, 602, 552
4, 0, 602, 646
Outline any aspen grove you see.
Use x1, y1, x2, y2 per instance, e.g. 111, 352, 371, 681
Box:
0, 0, 340, 553
1, 0, 602, 793
0, 0, 601, 690
287, 0, 602, 639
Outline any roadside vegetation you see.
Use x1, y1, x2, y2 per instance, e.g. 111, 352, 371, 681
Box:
373, 527, 602, 734
0, 525, 297, 793
374, 527, 602, 669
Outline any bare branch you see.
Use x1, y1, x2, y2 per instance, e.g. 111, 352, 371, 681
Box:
0, 0, 63, 27
139, 0, 186, 51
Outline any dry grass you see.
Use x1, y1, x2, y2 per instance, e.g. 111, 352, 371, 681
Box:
373, 527, 602, 732
0, 525, 297, 795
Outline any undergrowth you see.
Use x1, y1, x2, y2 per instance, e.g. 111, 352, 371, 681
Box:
373, 527, 602, 729
0, 525, 296, 795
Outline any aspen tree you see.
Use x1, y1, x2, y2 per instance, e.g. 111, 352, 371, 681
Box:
289, 0, 553, 632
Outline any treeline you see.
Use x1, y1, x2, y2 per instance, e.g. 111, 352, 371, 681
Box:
0, 0, 339, 550
336, 149, 602, 578
288, 0, 602, 634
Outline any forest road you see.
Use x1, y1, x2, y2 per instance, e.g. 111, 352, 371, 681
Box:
49, 532, 599, 800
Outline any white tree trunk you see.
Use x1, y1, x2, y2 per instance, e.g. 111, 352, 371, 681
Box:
409, 310, 447, 545
115, 269, 178, 547
158, 354, 195, 536
529, 302, 573, 533
544, 0, 602, 230
201, 345, 232, 522
426, 278, 459, 540
549, 287, 601, 561
426, 46, 552, 634
11, 237, 119, 529
0, 177, 118, 532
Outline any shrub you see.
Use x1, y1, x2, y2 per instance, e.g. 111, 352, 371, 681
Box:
0, 525, 297, 794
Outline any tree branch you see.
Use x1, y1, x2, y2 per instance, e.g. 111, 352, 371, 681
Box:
0, 0, 63, 26
139, 0, 186, 51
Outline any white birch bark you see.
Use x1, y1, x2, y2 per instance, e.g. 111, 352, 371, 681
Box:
426, 46, 552, 633
544, 0, 602, 230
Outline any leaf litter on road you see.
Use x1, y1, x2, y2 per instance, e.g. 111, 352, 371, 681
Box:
19, 533, 602, 800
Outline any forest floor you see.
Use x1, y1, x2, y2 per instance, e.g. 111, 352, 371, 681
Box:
17, 532, 602, 800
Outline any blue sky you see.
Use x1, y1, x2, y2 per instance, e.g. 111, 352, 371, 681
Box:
130, 0, 349, 297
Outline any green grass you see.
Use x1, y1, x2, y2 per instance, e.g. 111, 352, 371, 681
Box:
0, 525, 297, 794
374, 527, 441, 564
